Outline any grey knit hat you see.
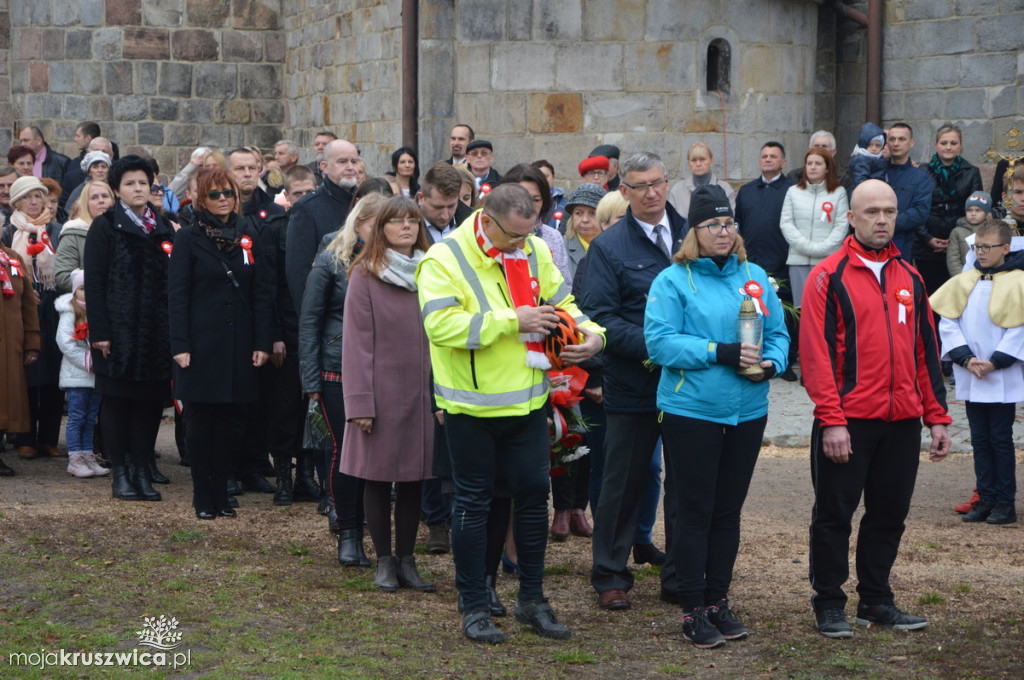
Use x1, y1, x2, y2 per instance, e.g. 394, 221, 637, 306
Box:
965, 191, 992, 215
564, 183, 606, 212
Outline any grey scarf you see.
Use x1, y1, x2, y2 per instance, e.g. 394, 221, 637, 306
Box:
378, 249, 424, 291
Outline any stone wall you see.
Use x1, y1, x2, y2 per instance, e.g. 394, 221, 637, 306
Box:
8, 0, 284, 177
413, 0, 821, 186
821, 0, 1024, 176
281, 0, 402, 174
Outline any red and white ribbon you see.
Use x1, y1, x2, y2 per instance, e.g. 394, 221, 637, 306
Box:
743, 280, 769, 315
10, 258, 22, 277
39, 231, 56, 254
895, 288, 911, 325
820, 201, 833, 223
240, 235, 254, 265
161, 241, 173, 258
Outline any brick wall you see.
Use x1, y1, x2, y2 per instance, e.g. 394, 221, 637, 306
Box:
8, 0, 283, 178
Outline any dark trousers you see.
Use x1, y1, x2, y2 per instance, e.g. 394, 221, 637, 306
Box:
809, 418, 921, 612
966, 401, 1017, 505
551, 454, 590, 511
446, 408, 551, 612
100, 395, 163, 468
14, 383, 64, 448
591, 411, 675, 594
661, 413, 766, 609
421, 476, 452, 526
187, 402, 244, 513
266, 352, 305, 456
320, 381, 365, 531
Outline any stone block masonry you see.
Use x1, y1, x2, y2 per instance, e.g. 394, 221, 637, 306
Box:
4, 0, 283, 182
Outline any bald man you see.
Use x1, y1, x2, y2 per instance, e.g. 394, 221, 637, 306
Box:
285, 138, 359, 312
800, 180, 951, 639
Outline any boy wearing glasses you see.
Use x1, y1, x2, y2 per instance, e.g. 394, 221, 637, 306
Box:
932, 219, 1023, 526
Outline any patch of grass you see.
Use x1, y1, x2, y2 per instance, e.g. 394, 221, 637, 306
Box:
168, 529, 205, 543
633, 564, 661, 580
925, 541, 942, 550
287, 543, 311, 556
954, 583, 973, 594
543, 563, 572, 576
552, 648, 597, 664
919, 592, 946, 605
657, 663, 688, 674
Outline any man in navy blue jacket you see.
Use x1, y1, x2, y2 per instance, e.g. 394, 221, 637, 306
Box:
578, 151, 687, 611
884, 123, 933, 260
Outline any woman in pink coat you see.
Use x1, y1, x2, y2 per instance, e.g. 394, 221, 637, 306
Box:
341, 196, 436, 593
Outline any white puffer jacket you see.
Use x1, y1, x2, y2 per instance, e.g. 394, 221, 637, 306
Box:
55, 292, 94, 389
779, 181, 850, 266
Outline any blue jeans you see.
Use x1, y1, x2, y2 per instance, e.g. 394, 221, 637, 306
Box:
966, 401, 1017, 505
446, 408, 551, 612
65, 387, 102, 453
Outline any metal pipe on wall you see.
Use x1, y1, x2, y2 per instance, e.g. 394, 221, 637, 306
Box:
401, 0, 418, 151
833, 0, 881, 124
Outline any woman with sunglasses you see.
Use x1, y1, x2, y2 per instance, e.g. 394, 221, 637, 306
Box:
167, 168, 274, 519
644, 185, 789, 648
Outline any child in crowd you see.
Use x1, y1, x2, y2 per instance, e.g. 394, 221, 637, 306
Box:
848, 122, 887, 187
932, 220, 1023, 526
55, 269, 107, 478
947, 192, 993, 276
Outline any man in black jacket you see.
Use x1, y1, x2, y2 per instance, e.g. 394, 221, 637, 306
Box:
578, 151, 687, 612
19, 126, 70, 184
285, 139, 358, 313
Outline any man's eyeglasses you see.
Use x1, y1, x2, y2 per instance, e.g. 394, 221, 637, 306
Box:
695, 221, 739, 235
487, 213, 529, 244
971, 243, 1008, 254
206, 189, 236, 200
621, 178, 669, 194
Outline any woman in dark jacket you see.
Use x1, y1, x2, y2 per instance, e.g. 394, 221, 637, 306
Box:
916, 124, 983, 294
298, 192, 384, 565
168, 168, 273, 519
84, 156, 176, 501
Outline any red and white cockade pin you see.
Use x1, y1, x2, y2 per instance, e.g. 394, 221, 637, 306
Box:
258, 209, 268, 219
240, 235, 254, 265
480, 184, 492, 195
742, 280, 769, 315
820, 201, 834, 223
39, 231, 56, 254
161, 241, 173, 258
895, 287, 912, 325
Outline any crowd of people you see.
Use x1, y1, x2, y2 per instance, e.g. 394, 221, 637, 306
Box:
0, 117, 1021, 647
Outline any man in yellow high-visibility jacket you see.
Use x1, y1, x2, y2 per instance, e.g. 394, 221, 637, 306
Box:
416, 183, 604, 644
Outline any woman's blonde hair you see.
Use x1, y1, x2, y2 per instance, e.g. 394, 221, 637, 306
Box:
935, 123, 963, 144
672, 227, 747, 264
326, 192, 387, 272
454, 165, 478, 209
595, 191, 628, 229
69, 180, 114, 224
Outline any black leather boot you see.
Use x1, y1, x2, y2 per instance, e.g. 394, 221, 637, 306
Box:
239, 471, 275, 493
396, 555, 436, 592
293, 453, 322, 502
326, 496, 339, 534
354, 529, 371, 567
132, 463, 162, 501
375, 555, 399, 591
272, 455, 294, 506
149, 458, 170, 484
111, 465, 140, 501
337, 529, 364, 567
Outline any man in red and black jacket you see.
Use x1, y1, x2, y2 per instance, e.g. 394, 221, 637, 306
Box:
800, 179, 952, 639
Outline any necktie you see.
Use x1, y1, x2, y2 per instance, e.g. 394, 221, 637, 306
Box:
653, 224, 670, 259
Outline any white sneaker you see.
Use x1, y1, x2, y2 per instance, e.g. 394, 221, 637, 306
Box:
82, 452, 110, 476
67, 453, 96, 478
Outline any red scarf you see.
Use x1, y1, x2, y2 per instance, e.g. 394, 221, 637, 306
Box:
0, 251, 14, 298
475, 213, 550, 369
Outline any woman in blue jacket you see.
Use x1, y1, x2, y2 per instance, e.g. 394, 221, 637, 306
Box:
645, 185, 789, 649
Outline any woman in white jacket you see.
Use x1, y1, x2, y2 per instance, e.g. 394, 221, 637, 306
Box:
779, 150, 849, 308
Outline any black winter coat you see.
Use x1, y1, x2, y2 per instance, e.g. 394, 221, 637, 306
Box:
296, 250, 349, 395
285, 177, 353, 313
734, 175, 796, 278
242, 188, 292, 347
167, 213, 274, 404
83, 202, 175, 387
915, 157, 983, 262
576, 203, 688, 413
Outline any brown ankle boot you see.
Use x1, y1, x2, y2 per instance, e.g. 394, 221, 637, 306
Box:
570, 509, 593, 537
550, 509, 570, 541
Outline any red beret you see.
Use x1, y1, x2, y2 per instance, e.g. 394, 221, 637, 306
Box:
578, 156, 609, 177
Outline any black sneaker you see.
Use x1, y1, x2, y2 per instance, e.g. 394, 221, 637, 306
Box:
815, 608, 853, 638
780, 367, 798, 382
986, 503, 1017, 525
682, 607, 726, 648
514, 598, 571, 640
706, 599, 749, 640
962, 501, 995, 523
632, 542, 666, 566
855, 603, 927, 630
